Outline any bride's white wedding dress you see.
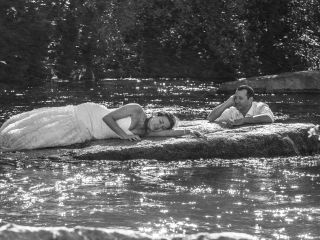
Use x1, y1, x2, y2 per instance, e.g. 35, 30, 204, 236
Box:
0, 102, 133, 150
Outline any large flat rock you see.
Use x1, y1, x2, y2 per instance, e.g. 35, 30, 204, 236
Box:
218, 71, 320, 93
0, 121, 319, 161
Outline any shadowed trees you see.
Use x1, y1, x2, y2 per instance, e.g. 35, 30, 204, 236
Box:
0, 0, 319, 85
0, 0, 51, 85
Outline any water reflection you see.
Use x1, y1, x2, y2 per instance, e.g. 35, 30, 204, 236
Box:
0, 78, 320, 123
0, 79, 320, 238
0, 156, 320, 238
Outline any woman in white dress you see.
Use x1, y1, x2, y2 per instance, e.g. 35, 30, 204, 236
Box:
0, 102, 198, 151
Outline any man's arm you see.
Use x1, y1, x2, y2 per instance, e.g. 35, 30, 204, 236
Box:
231, 114, 273, 126
207, 95, 235, 122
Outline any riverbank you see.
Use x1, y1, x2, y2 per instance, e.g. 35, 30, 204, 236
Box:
218, 71, 320, 93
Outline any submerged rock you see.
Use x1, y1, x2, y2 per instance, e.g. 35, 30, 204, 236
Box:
218, 71, 320, 93
0, 223, 256, 240
0, 121, 318, 161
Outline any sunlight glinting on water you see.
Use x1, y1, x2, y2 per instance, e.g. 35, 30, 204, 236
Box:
1, 79, 320, 238
0, 156, 319, 237
139, 217, 199, 235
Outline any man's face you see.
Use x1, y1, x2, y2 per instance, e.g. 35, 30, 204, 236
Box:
234, 89, 253, 111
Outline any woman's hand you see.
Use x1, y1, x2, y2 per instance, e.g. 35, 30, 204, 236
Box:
120, 134, 141, 141
189, 130, 203, 138
184, 129, 206, 139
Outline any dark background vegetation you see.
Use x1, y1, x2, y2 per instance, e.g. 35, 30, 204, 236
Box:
0, 0, 319, 85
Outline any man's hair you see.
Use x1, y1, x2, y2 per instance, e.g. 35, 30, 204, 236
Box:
236, 85, 254, 99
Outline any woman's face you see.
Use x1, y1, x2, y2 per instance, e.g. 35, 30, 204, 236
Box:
148, 115, 171, 131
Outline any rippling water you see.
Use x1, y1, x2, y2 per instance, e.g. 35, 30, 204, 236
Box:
0, 78, 320, 239
1, 157, 320, 238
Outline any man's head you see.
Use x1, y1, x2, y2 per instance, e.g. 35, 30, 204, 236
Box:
234, 85, 254, 112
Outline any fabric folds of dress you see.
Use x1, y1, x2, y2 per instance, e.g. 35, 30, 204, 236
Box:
0, 103, 133, 150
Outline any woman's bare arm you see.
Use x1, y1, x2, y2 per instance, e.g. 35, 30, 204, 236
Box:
103, 103, 143, 140
146, 129, 202, 137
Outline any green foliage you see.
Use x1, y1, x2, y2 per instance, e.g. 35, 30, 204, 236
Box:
0, 0, 320, 84
244, 0, 307, 75
0, 0, 51, 85
125, 0, 242, 80
288, 0, 320, 70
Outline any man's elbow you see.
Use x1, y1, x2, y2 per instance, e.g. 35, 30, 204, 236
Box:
268, 117, 274, 123
207, 116, 217, 122
207, 112, 218, 122
264, 114, 274, 123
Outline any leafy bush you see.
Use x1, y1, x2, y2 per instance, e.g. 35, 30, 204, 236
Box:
1, 0, 320, 84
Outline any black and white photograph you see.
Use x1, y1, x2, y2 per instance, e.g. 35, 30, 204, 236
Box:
0, 1, 319, 239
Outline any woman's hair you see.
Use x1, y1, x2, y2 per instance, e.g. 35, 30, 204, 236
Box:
144, 111, 178, 133
155, 111, 177, 129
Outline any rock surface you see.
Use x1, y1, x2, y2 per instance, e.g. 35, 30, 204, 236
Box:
0, 224, 256, 240
218, 71, 320, 93
0, 121, 319, 161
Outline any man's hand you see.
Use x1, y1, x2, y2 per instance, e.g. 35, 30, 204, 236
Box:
219, 118, 245, 128
207, 95, 235, 122
225, 95, 235, 107
230, 118, 245, 126
190, 130, 203, 137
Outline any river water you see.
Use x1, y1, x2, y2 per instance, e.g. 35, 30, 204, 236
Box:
0, 78, 320, 239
